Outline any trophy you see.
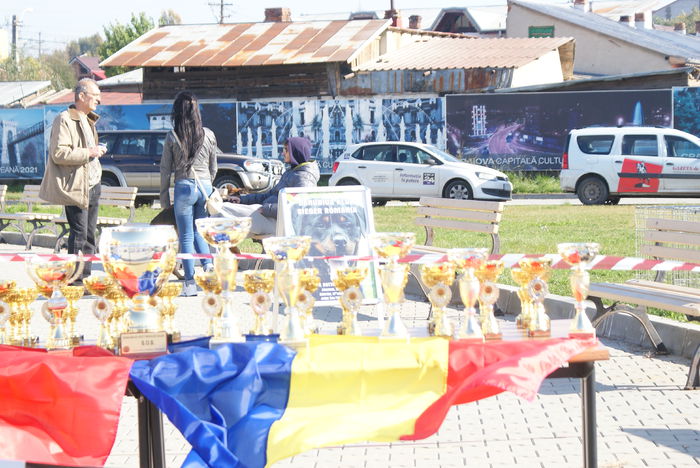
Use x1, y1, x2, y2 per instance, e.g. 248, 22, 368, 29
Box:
63, 285, 85, 345
369, 232, 416, 339
511, 267, 531, 329
420, 263, 455, 337
262, 235, 311, 346
26, 255, 84, 350
243, 270, 275, 336
12, 288, 39, 347
194, 271, 222, 337
84, 273, 116, 349
196, 217, 252, 344
475, 260, 504, 340
333, 266, 368, 336
519, 257, 553, 338
0, 280, 15, 344
558, 242, 600, 338
100, 225, 179, 355
298, 268, 320, 335
157, 283, 182, 341
448, 248, 488, 341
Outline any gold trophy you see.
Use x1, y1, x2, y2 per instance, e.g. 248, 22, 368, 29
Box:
15, 288, 39, 347
157, 283, 182, 341
420, 263, 455, 337
475, 260, 504, 340
0, 280, 15, 344
369, 232, 416, 339
63, 285, 85, 345
298, 268, 320, 335
194, 271, 222, 337
333, 266, 368, 336
262, 235, 311, 346
196, 217, 252, 344
519, 257, 553, 338
26, 255, 84, 350
100, 225, 179, 356
84, 273, 116, 349
558, 242, 600, 338
243, 270, 275, 336
448, 248, 488, 341
511, 267, 532, 330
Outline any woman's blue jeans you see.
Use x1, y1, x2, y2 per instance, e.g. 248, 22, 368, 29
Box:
174, 178, 213, 281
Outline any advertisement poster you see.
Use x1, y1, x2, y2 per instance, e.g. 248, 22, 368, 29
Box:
673, 87, 700, 137
0, 108, 45, 180
445, 90, 672, 171
278, 186, 380, 305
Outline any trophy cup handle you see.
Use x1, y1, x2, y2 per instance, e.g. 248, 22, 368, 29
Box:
68, 254, 85, 284
25, 258, 48, 287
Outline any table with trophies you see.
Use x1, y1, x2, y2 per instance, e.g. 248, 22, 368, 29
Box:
0, 219, 608, 468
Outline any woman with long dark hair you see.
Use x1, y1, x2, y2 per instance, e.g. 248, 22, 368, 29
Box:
160, 91, 216, 296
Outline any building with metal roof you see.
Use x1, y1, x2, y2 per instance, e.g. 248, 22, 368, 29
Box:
507, 0, 700, 75
0, 81, 53, 108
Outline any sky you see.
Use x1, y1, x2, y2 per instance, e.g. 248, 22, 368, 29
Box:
0, 0, 516, 56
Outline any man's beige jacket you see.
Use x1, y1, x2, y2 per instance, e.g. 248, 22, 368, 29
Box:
39, 107, 101, 209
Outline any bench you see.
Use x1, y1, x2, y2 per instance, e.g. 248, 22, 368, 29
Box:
53, 186, 138, 252
587, 217, 700, 389
0, 184, 61, 250
413, 197, 504, 255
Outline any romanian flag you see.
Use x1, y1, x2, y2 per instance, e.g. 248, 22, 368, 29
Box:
0, 345, 133, 466
130, 334, 596, 468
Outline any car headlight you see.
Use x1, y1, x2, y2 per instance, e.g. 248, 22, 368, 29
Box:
243, 160, 265, 172
475, 172, 498, 181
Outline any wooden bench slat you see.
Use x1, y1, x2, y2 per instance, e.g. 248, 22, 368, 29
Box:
416, 206, 502, 223
647, 217, 700, 235
415, 216, 497, 234
418, 196, 504, 212
589, 283, 700, 316
625, 279, 700, 297
640, 244, 700, 263
644, 229, 700, 247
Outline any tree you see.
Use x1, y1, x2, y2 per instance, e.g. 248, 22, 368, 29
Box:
66, 34, 104, 60
0, 49, 75, 91
98, 12, 155, 77
654, 6, 700, 33
159, 9, 182, 26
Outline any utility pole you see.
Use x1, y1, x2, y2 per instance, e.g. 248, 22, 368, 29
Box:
209, 0, 233, 24
37, 32, 41, 57
11, 14, 18, 62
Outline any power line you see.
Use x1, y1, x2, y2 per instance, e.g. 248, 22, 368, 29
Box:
208, 0, 233, 23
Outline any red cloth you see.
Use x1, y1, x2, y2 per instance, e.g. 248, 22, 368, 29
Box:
0, 346, 132, 466
404, 337, 598, 440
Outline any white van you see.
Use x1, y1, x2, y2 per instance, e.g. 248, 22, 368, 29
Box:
560, 126, 700, 204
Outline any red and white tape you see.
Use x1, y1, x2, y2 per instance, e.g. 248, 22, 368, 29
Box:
3, 252, 700, 272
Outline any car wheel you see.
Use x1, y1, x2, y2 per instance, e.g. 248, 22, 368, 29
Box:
337, 178, 360, 186
576, 177, 609, 205
605, 196, 621, 205
213, 174, 243, 193
443, 179, 473, 200
101, 174, 120, 187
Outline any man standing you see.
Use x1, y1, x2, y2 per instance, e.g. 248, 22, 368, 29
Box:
39, 78, 106, 279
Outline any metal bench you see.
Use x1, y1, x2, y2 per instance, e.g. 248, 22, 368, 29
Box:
587, 217, 700, 389
53, 186, 138, 252
0, 184, 61, 250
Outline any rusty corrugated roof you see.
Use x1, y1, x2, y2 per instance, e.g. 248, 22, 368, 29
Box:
101, 20, 391, 68
356, 36, 574, 71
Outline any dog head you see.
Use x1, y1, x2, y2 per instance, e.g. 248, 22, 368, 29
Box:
295, 203, 366, 257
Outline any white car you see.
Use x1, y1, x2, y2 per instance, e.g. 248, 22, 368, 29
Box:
561, 126, 700, 205
328, 142, 512, 204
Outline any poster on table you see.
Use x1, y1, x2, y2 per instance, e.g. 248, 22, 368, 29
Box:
277, 185, 381, 306
235, 96, 444, 174
445, 89, 672, 171
0, 107, 45, 180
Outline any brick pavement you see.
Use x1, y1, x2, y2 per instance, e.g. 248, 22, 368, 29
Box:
1, 244, 698, 468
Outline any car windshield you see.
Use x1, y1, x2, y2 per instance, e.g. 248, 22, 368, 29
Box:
427, 146, 460, 162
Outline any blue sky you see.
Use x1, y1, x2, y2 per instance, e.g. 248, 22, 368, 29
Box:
0, 0, 523, 55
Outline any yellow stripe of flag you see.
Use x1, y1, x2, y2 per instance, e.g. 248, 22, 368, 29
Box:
266, 335, 449, 466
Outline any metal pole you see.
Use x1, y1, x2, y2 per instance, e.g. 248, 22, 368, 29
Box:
582, 367, 598, 468
11, 15, 17, 62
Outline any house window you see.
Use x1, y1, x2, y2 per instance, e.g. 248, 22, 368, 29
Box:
528, 26, 554, 37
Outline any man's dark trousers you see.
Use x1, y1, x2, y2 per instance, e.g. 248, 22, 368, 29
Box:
65, 184, 101, 277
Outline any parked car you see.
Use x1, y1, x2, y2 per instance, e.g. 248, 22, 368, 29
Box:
328, 142, 512, 204
560, 126, 700, 205
98, 130, 284, 199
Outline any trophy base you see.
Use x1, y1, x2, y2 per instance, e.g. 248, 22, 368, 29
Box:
13, 336, 40, 348
337, 325, 362, 336
569, 330, 596, 339
118, 331, 168, 359
484, 332, 503, 341
527, 329, 551, 338
70, 335, 84, 347
167, 332, 182, 343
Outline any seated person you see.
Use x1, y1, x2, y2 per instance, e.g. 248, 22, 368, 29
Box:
219, 136, 320, 236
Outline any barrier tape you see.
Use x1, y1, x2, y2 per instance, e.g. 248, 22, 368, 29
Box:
3, 252, 700, 272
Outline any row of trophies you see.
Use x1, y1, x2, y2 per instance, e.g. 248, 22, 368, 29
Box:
0, 215, 600, 352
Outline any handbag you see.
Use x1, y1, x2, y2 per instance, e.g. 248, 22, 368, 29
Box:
150, 206, 177, 231
195, 174, 223, 215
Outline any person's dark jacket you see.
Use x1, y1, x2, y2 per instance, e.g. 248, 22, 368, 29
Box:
240, 137, 320, 218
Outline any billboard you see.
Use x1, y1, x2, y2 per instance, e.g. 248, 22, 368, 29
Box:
0, 108, 45, 180
445, 90, 672, 171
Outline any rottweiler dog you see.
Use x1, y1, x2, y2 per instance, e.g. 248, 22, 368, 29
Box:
295, 203, 367, 257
